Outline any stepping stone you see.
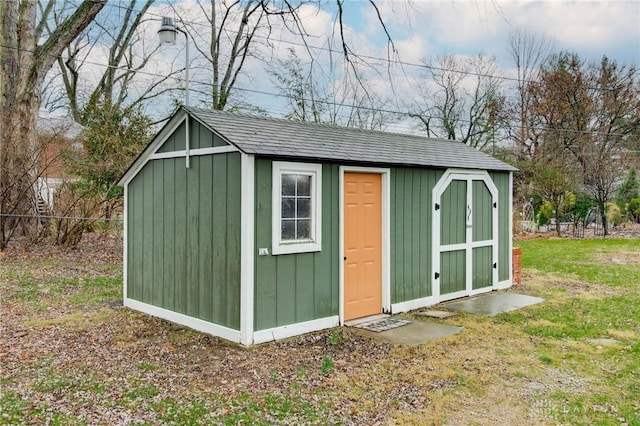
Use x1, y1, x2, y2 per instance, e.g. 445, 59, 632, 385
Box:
416, 310, 457, 319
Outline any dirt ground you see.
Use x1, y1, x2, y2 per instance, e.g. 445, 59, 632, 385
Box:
1, 231, 637, 424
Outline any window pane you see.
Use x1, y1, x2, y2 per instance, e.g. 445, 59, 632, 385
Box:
281, 198, 295, 219
297, 219, 311, 239
296, 175, 311, 196
297, 198, 310, 218
282, 220, 295, 240
282, 174, 296, 196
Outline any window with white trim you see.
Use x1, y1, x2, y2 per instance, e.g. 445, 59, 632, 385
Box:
272, 161, 322, 255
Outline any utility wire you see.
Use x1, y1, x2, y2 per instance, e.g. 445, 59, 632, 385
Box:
100, 0, 637, 91
0, 36, 637, 139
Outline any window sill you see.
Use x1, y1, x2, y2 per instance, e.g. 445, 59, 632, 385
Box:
272, 241, 321, 255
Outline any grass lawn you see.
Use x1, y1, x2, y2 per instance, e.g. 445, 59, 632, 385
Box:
1, 238, 639, 425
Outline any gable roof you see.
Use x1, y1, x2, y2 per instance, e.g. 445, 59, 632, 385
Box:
119, 107, 516, 186
186, 107, 516, 172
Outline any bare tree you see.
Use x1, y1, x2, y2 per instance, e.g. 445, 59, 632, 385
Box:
172, 0, 397, 112
527, 52, 640, 235
270, 48, 327, 122
41, 0, 182, 124
0, 0, 106, 249
270, 47, 395, 129
409, 54, 505, 149
506, 27, 554, 162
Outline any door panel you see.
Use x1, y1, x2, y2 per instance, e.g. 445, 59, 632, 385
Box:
440, 180, 467, 246
472, 181, 493, 242
440, 250, 466, 295
435, 173, 497, 299
472, 246, 493, 290
344, 173, 382, 321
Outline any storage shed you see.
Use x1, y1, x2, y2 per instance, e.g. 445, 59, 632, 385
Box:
118, 106, 517, 345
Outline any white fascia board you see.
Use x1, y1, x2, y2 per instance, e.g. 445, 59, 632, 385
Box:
253, 316, 339, 344
124, 298, 241, 343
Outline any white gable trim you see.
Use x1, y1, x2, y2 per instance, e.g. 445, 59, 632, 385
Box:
117, 108, 242, 187
118, 109, 189, 186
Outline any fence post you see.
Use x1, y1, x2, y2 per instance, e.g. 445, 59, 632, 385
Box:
512, 247, 522, 285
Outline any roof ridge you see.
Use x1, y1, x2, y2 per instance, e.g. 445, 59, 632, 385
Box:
183, 106, 458, 144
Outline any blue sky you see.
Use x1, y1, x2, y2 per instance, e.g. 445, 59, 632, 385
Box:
142, 0, 639, 122
346, 0, 640, 66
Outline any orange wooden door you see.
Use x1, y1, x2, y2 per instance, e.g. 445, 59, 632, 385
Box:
344, 172, 382, 321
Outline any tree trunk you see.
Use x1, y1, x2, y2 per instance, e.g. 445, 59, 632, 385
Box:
598, 201, 609, 237
0, 0, 105, 249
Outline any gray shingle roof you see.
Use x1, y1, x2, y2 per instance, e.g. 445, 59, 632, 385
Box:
186, 106, 517, 172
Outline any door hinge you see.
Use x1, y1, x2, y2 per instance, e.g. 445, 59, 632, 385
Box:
434, 272, 440, 279
435, 203, 440, 211
493, 262, 497, 269
493, 202, 497, 208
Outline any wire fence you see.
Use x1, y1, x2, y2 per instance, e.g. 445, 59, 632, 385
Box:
1, 212, 123, 250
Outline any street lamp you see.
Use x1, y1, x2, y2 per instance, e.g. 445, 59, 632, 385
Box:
158, 17, 190, 106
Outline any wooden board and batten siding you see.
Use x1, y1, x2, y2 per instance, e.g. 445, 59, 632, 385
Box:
390, 167, 443, 303
126, 119, 242, 330
490, 172, 512, 283
119, 107, 517, 345
253, 159, 340, 331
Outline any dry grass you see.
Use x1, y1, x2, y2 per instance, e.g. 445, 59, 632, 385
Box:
1, 236, 639, 424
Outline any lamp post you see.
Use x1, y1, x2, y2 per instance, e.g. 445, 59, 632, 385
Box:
158, 17, 190, 106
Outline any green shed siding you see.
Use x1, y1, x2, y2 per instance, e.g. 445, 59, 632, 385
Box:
253, 159, 340, 331
157, 119, 228, 152
490, 171, 511, 282
390, 167, 443, 304
126, 153, 242, 329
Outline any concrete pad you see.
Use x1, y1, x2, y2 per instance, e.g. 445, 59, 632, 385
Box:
416, 310, 458, 319
350, 319, 462, 346
443, 292, 544, 316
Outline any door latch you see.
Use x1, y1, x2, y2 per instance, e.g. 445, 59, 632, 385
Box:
434, 272, 440, 279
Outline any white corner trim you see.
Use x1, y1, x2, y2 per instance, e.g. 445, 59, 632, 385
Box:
240, 153, 255, 346
508, 171, 514, 285
271, 161, 322, 255
124, 298, 241, 343
252, 316, 340, 344
391, 296, 438, 314
122, 185, 128, 303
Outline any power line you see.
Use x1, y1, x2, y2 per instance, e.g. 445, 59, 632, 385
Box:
100, 0, 635, 92
0, 29, 637, 139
